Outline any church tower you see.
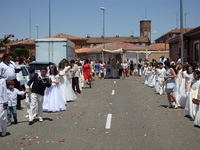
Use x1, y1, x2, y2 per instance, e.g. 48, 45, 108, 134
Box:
140, 20, 151, 41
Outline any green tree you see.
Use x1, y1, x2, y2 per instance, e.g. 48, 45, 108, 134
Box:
147, 37, 151, 45
10, 48, 29, 59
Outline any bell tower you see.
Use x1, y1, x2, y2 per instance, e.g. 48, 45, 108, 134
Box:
140, 20, 151, 41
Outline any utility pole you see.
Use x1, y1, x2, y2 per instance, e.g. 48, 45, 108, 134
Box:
180, 0, 184, 63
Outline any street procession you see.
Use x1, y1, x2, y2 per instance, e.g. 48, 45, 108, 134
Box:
1, 0, 200, 149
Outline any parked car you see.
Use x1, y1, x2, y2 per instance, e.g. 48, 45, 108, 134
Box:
15, 64, 30, 99
28, 61, 56, 73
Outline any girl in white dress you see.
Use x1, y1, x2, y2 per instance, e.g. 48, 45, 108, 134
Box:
43, 65, 66, 112
155, 65, 160, 93
147, 63, 153, 86
185, 66, 194, 116
78, 63, 84, 91
157, 63, 166, 95
58, 60, 68, 103
174, 63, 182, 106
178, 64, 189, 108
186, 70, 200, 119
143, 63, 148, 85
65, 64, 77, 102
58, 60, 77, 103
148, 63, 156, 88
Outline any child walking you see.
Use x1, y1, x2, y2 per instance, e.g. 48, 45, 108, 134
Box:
43, 65, 66, 112
6, 80, 28, 126
25, 67, 35, 118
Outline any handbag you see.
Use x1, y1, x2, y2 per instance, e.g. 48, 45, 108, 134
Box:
192, 98, 200, 105
166, 82, 175, 89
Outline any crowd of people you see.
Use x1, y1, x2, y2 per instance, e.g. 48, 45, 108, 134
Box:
1, 52, 200, 137
141, 55, 200, 128
0, 54, 98, 137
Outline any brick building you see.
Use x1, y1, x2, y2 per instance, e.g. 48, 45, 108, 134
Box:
168, 26, 200, 66
154, 28, 193, 43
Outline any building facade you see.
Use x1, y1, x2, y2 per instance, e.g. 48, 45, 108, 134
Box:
168, 26, 200, 66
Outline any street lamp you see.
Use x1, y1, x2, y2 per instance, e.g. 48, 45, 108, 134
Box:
100, 7, 105, 49
35, 24, 39, 39
185, 12, 190, 28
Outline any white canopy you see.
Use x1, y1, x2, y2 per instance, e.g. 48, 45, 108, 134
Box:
102, 48, 123, 54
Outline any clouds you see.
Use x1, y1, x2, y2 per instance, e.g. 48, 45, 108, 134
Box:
152, 30, 157, 34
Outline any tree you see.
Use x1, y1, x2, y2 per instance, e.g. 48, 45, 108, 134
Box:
147, 37, 151, 45
9, 48, 29, 59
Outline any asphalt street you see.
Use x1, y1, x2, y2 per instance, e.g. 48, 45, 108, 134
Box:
1, 75, 200, 150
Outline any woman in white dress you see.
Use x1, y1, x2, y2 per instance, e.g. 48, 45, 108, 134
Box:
186, 70, 200, 119
148, 63, 156, 88
58, 60, 68, 103
58, 60, 77, 103
43, 65, 66, 112
147, 63, 153, 86
143, 63, 149, 85
185, 66, 194, 116
178, 64, 189, 108
174, 63, 182, 106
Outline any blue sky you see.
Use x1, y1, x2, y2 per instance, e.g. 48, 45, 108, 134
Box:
0, 0, 199, 42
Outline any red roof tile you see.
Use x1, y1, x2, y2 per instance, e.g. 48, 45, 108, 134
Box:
47, 33, 86, 40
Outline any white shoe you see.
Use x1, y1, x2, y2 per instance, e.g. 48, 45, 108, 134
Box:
1, 131, 7, 137
25, 115, 29, 118
39, 117, 43, 122
174, 104, 179, 109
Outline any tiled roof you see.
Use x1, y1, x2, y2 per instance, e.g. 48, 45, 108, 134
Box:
184, 26, 200, 36
154, 28, 193, 41
76, 42, 160, 54
147, 43, 169, 51
170, 28, 193, 33
6, 39, 35, 46
47, 33, 86, 40
87, 36, 148, 43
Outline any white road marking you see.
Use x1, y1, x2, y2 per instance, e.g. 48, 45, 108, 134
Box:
105, 114, 112, 129
111, 90, 115, 95
114, 81, 116, 83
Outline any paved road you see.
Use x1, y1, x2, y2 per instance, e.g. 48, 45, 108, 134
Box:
1, 75, 200, 150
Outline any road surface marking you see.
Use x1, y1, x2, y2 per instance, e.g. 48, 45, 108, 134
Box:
114, 81, 116, 83
111, 90, 115, 95
105, 114, 112, 129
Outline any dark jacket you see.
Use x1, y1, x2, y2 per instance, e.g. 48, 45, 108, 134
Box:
27, 73, 51, 96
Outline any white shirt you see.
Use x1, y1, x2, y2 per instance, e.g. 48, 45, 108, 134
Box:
0, 79, 8, 104
157, 68, 166, 79
122, 63, 128, 69
7, 88, 25, 107
0, 61, 16, 80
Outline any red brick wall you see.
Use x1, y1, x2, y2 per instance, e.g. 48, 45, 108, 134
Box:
188, 34, 200, 65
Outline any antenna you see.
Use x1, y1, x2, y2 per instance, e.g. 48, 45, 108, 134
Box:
29, 8, 31, 39
145, 2, 147, 19
175, 11, 179, 28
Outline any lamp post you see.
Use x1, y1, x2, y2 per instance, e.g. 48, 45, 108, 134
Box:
35, 24, 39, 39
100, 7, 105, 49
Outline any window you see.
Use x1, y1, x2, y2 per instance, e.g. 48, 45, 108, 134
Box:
194, 41, 200, 62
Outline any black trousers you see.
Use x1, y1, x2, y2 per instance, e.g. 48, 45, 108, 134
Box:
72, 77, 81, 94
13, 79, 21, 109
119, 69, 123, 77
